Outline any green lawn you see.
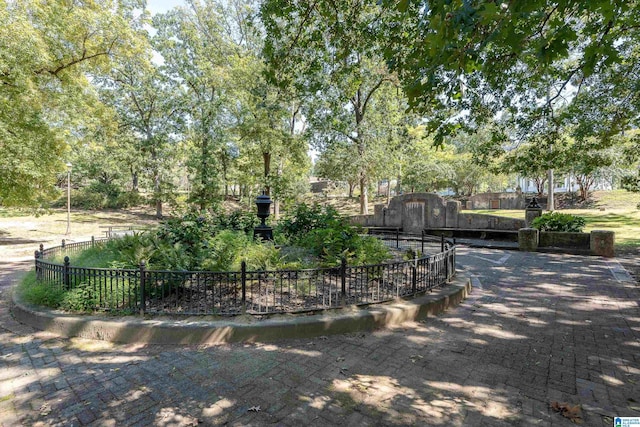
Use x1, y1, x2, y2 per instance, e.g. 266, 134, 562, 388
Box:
466, 190, 640, 249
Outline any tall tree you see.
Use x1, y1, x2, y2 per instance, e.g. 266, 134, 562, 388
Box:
261, 0, 399, 214
153, 1, 237, 210
0, 0, 148, 206
99, 59, 182, 218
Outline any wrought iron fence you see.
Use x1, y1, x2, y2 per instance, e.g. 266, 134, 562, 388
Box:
34, 235, 456, 316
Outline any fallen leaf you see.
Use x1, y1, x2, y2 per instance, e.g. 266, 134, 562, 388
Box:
550, 401, 583, 424
409, 355, 423, 363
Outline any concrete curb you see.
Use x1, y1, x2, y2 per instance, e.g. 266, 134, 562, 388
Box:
12, 275, 471, 344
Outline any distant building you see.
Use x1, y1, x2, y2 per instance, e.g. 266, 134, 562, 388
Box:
516, 175, 613, 194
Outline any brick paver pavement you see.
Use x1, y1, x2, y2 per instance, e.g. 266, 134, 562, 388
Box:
0, 247, 638, 426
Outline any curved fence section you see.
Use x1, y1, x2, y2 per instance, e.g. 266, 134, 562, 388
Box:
33, 236, 456, 316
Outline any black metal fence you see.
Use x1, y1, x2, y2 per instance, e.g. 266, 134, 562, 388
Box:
34, 235, 456, 316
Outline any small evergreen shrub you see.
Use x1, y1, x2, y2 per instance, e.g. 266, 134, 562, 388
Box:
531, 212, 586, 232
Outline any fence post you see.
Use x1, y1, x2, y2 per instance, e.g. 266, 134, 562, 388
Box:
412, 254, 417, 294
421, 230, 425, 255
91, 236, 95, 247
34, 250, 41, 281
241, 261, 247, 314
61, 239, 66, 249
396, 228, 399, 249
39, 243, 44, 257
340, 257, 347, 304
444, 246, 450, 282
440, 234, 444, 252
139, 261, 146, 315
63, 256, 70, 290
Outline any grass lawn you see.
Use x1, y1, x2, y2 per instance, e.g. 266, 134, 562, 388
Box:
467, 190, 640, 249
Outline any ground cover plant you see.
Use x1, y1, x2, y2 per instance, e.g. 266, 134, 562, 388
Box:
21, 204, 393, 312
530, 212, 586, 233
47, 204, 391, 272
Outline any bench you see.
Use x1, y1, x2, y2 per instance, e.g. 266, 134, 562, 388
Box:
99, 225, 139, 238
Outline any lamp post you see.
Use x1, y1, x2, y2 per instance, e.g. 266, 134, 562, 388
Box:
65, 162, 72, 235
253, 193, 273, 241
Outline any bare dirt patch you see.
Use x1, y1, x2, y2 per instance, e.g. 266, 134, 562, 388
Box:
0, 208, 161, 261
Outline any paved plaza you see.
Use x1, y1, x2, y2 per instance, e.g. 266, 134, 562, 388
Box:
0, 246, 639, 426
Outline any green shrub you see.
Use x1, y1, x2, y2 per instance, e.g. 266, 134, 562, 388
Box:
277, 203, 342, 239
70, 188, 105, 209
621, 173, 640, 193
114, 191, 145, 208
531, 212, 586, 232
59, 283, 99, 312
214, 209, 259, 234
202, 230, 251, 271
18, 272, 65, 308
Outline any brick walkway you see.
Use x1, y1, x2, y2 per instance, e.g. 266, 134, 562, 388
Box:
1, 247, 639, 426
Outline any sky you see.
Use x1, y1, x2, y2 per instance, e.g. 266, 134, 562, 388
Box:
147, 0, 186, 15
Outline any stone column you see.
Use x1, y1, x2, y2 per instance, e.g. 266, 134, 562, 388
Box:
590, 230, 615, 257
525, 196, 543, 226
518, 228, 539, 252
445, 201, 460, 228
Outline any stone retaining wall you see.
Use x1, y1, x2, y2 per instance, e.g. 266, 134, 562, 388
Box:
518, 229, 615, 257
351, 192, 525, 232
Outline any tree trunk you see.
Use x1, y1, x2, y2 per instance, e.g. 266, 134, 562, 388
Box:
359, 174, 368, 215
263, 151, 271, 196
199, 135, 208, 211
274, 158, 284, 220
548, 169, 554, 211
131, 169, 138, 192
576, 175, 594, 202
386, 177, 391, 204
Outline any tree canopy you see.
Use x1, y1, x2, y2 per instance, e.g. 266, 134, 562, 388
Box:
0, 0, 148, 206
1, 0, 638, 210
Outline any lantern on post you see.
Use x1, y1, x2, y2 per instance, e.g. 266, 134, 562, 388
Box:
254, 193, 273, 241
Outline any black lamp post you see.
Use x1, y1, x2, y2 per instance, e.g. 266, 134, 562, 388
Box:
254, 193, 273, 241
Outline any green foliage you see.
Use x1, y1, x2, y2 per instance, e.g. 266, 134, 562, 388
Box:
202, 230, 252, 272
531, 212, 586, 233
213, 209, 259, 234
18, 272, 65, 308
59, 283, 99, 312
0, 0, 148, 207
157, 211, 218, 251
278, 203, 390, 266
621, 173, 640, 193
277, 204, 343, 239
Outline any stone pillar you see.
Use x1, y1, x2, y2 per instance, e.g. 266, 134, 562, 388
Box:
518, 228, 539, 252
590, 230, 615, 257
525, 196, 543, 226
525, 208, 543, 227
374, 204, 386, 226
445, 201, 460, 228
